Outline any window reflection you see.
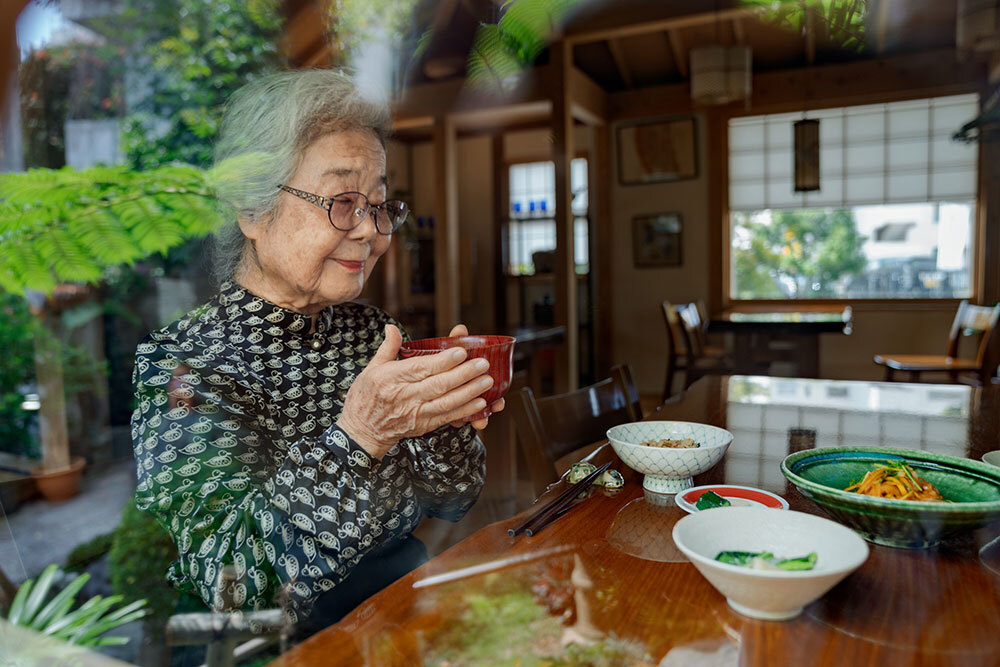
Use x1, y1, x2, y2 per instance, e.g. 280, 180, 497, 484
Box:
724, 376, 971, 489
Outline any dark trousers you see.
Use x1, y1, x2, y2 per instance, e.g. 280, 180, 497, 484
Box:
292, 534, 428, 642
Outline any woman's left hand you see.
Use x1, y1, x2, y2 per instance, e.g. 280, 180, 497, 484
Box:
447, 324, 505, 430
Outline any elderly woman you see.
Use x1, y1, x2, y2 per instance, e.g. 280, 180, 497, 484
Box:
131, 69, 500, 635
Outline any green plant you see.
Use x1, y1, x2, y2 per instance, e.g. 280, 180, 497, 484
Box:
466, 0, 584, 94
0, 163, 227, 294
108, 501, 183, 620
732, 208, 867, 299
5, 564, 148, 647
64, 533, 115, 574
93, 0, 284, 170
0, 293, 39, 458
740, 0, 868, 52
19, 43, 126, 169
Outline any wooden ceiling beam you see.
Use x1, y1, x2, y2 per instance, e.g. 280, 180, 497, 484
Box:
610, 48, 984, 122
282, 1, 332, 67
607, 39, 633, 89
566, 7, 755, 46
667, 29, 688, 78
394, 65, 556, 122
568, 66, 608, 125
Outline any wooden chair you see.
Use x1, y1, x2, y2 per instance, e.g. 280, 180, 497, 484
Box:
166, 566, 288, 667
663, 301, 732, 400
679, 302, 729, 362
874, 300, 1000, 385
510, 364, 642, 499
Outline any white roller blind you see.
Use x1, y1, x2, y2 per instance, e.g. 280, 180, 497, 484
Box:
728, 94, 979, 211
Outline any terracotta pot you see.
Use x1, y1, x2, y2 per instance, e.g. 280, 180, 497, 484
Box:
31, 456, 87, 502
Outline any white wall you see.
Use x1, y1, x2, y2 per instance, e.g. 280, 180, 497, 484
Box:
407, 136, 496, 333
609, 114, 710, 395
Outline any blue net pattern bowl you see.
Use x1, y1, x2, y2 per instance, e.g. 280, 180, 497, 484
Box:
607, 421, 734, 494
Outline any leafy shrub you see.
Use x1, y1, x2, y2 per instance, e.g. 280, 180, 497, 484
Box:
108, 501, 182, 620
0, 294, 39, 458
64, 532, 115, 574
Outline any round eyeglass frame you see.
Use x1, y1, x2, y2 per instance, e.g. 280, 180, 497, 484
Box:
278, 184, 408, 235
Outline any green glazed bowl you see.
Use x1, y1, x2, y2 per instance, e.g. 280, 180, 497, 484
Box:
781, 447, 1000, 549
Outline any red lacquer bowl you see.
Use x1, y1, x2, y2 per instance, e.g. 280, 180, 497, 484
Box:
398, 335, 516, 422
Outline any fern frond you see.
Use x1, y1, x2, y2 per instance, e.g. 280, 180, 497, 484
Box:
0, 164, 224, 294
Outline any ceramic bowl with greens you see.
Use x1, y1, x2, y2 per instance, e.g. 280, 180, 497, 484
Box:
781, 446, 1000, 549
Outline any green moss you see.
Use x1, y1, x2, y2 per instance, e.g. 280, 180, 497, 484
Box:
107, 501, 183, 619
64, 532, 115, 573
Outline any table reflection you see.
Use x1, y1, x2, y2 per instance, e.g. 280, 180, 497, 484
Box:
724, 376, 972, 492
277, 376, 1000, 666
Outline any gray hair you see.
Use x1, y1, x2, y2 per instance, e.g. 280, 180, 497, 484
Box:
211, 69, 392, 284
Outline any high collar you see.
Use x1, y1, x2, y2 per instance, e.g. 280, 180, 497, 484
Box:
216, 281, 333, 338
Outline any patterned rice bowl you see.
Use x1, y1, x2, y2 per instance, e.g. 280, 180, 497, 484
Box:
781, 446, 1000, 549
606, 421, 734, 494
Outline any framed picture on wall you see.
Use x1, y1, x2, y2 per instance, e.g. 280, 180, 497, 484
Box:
632, 213, 683, 267
617, 116, 698, 185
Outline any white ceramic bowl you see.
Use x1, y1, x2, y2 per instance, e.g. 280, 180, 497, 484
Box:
983, 450, 1000, 468
606, 421, 733, 494
672, 507, 869, 620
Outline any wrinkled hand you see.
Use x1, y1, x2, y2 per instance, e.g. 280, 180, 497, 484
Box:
447, 323, 505, 431
336, 324, 494, 459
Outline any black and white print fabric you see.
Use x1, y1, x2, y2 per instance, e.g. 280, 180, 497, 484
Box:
131, 281, 485, 624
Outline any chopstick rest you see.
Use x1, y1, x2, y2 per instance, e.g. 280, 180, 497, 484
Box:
508, 461, 612, 538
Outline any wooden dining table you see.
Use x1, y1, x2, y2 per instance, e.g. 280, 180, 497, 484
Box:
709, 310, 853, 378
272, 375, 1000, 667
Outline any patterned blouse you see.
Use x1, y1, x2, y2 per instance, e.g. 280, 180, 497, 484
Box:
131, 281, 486, 624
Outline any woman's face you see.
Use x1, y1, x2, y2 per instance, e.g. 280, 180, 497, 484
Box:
239, 129, 392, 314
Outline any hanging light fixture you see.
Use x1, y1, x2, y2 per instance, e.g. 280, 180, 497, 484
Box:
794, 118, 821, 192
690, 44, 752, 105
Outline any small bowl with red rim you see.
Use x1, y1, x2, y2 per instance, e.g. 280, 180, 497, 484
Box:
676, 485, 789, 514
398, 335, 516, 422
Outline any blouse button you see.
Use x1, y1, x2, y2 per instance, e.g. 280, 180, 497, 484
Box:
310, 339, 323, 350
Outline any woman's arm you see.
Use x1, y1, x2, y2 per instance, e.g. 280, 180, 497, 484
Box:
399, 425, 486, 521
132, 332, 420, 621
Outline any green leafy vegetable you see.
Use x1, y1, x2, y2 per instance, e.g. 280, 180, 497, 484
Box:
715, 551, 818, 571
695, 490, 732, 510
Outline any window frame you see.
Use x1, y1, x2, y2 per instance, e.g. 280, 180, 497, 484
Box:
503, 156, 591, 277
715, 87, 985, 312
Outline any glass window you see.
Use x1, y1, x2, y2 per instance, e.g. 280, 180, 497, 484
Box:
507, 158, 589, 275
728, 94, 978, 300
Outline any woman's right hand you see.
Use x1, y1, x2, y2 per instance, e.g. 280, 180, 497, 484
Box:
336, 324, 493, 459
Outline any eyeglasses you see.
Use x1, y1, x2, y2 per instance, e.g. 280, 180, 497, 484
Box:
278, 185, 409, 235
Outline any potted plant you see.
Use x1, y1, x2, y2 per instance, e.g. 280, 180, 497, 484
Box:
4, 564, 148, 651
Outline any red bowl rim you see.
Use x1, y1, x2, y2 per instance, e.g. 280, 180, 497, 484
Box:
400, 335, 516, 351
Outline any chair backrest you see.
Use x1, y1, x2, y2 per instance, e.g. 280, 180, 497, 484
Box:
946, 301, 1000, 363
674, 304, 702, 359
684, 302, 711, 354
511, 364, 642, 498
661, 301, 686, 359
970, 304, 1000, 371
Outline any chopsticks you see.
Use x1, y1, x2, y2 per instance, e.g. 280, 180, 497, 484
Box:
508, 461, 611, 538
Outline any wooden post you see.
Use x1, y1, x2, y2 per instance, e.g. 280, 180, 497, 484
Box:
492, 132, 507, 331
707, 109, 727, 314
34, 314, 70, 471
592, 124, 613, 379
552, 41, 579, 393
433, 116, 461, 335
